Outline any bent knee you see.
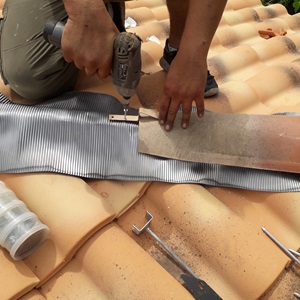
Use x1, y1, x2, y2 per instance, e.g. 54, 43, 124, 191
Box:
2, 55, 79, 101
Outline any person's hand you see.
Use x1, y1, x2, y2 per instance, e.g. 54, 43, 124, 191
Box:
61, 5, 119, 78
159, 51, 207, 131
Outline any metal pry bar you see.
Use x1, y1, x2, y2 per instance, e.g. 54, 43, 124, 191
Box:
132, 211, 223, 300
289, 249, 300, 257
132, 211, 199, 279
262, 227, 300, 266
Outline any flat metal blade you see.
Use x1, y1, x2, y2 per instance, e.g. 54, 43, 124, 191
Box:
181, 274, 222, 300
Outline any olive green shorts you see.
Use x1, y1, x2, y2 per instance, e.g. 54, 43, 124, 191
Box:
0, 0, 128, 100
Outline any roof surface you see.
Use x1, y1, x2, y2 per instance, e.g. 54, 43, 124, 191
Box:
0, 0, 300, 299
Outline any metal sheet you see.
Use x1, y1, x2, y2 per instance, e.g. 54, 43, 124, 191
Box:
138, 112, 300, 174
0, 91, 299, 192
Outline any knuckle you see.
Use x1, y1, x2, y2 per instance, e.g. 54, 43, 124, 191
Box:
82, 58, 96, 68
85, 69, 96, 77
62, 45, 73, 57
168, 107, 177, 115
160, 104, 169, 111
182, 107, 191, 114
94, 64, 110, 78
168, 89, 181, 99
164, 83, 179, 97
96, 71, 106, 79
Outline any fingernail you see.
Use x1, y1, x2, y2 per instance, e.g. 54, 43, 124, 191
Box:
165, 124, 171, 131
159, 120, 165, 125
198, 112, 203, 118
182, 123, 187, 129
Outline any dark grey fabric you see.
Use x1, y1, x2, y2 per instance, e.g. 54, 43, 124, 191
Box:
0, 91, 299, 192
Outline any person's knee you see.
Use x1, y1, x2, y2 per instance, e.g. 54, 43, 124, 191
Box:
0, 0, 72, 100
2, 50, 79, 100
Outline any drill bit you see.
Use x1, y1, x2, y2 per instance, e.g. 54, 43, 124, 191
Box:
123, 97, 130, 120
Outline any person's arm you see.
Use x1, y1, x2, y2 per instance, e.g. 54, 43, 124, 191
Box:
159, 0, 227, 131
62, 0, 119, 77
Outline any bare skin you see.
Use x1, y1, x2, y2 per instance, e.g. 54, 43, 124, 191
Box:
61, 0, 227, 131
159, 0, 228, 131
62, 0, 119, 78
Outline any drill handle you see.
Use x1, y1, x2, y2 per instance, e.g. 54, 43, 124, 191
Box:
43, 17, 65, 48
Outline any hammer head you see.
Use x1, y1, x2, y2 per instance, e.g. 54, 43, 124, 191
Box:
132, 211, 153, 235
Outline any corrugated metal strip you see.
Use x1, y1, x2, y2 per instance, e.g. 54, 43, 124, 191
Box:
0, 91, 299, 192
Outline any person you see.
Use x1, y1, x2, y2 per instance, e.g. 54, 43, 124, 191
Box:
159, 0, 227, 131
0, 0, 227, 131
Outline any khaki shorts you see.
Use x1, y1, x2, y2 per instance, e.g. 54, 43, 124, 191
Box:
0, 0, 129, 100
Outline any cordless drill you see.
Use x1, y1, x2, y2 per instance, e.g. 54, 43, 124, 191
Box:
43, 18, 142, 119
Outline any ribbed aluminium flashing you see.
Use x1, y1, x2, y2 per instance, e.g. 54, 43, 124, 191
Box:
0, 92, 299, 192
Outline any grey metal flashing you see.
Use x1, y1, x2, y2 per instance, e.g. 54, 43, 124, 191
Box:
0, 91, 299, 192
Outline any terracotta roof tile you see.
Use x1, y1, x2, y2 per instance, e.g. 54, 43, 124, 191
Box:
18, 289, 45, 300
0, 250, 39, 299
117, 183, 300, 299
40, 223, 193, 299
0, 0, 300, 299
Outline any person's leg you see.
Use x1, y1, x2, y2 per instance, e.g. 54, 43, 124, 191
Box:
108, 1, 126, 32
166, 0, 189, 49
0, 0, 79, 101
0, 0, 128, 101
161, 0, 219, 97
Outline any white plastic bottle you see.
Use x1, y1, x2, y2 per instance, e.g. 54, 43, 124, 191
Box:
0, 181, 49, 260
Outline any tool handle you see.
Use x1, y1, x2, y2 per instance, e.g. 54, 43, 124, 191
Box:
181, 274, 222, 300
43, 17, 65, 48
112, 32, 142, 98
